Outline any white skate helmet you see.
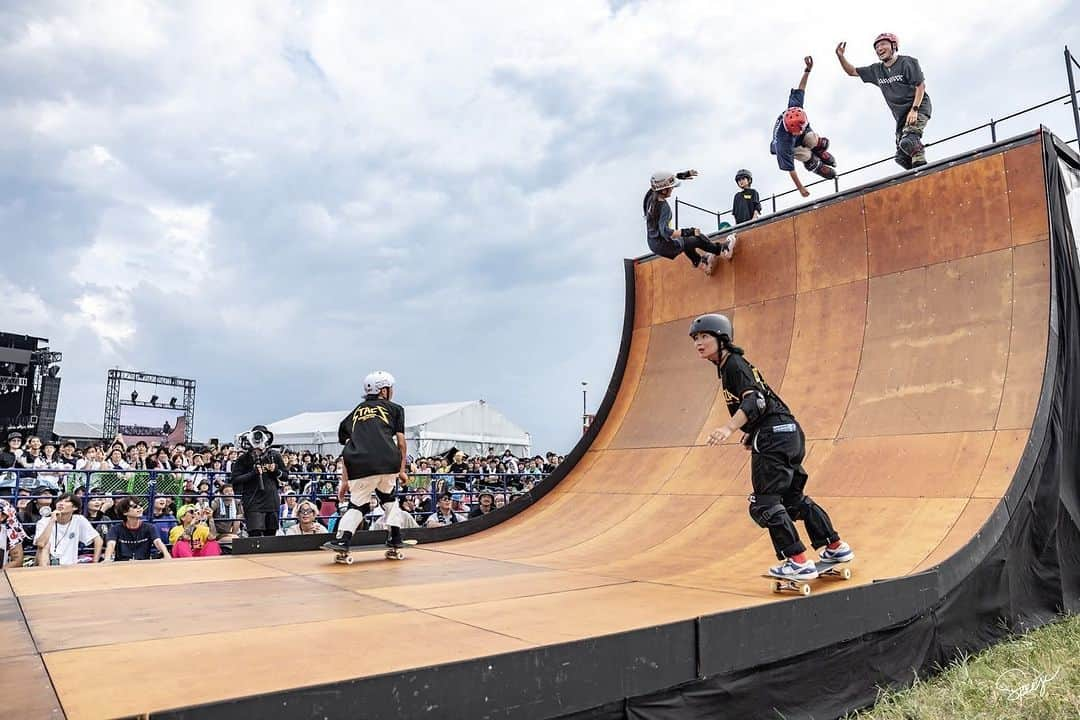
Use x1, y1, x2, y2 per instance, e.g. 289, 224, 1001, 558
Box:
363, 370, 396, 395
650, 171, 680, 192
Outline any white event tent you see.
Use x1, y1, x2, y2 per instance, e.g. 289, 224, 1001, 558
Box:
264, 400, 531, 458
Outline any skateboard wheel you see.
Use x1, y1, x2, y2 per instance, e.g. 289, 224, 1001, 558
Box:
344, 555, 354, 565
840, 566, 851, 580
799, 583, 811, 596
772, 582, 782, 593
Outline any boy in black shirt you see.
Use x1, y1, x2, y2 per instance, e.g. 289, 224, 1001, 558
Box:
326, 370, 410, 557
731, 169, 761, 224
105, 497, 170, 561
689, 313, 854, 580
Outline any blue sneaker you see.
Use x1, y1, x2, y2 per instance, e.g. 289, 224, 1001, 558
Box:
768, 558, 818, 580
819, 541, 854, 564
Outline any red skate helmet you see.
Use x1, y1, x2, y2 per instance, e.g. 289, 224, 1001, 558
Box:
782, 107, 808, 134
873, 33, 898, 51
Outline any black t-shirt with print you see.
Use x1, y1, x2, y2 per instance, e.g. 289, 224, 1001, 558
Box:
106, 521, 160, 561
338, 396, 406, 478
717, 353, 792, 434
732, 189, 761, 223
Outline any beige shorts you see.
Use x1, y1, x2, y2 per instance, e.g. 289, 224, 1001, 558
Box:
792, 130, 820, 163
347, 473, 408, 527
347, 473, 397, 505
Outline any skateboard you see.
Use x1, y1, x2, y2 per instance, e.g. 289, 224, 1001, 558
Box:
763, 561, 853, 596
322, 539, 418, 565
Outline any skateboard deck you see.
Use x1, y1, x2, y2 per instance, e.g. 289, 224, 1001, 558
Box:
322, 539, 418, 565
763, 561, 853, 596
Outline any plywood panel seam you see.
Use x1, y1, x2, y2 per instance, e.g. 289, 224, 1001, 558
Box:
414, 608, 543, 647
869, 246, 1021, 281
992, 249, 1017, 430
4, 571, 66, 720
903, 498, 974, 574
833, 429, 1005, 440
624, 578, 770, 603
613, 329, 651, 432
836, 278, 870, 439
779, 292, 799, 394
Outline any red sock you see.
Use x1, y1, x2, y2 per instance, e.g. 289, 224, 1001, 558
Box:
827, 540, 842, 550
790, 552, 807, 564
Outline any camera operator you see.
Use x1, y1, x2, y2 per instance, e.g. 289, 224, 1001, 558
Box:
230, 425, 288, 537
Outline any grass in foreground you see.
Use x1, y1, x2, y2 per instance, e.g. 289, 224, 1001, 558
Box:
847, 613, 1080, 720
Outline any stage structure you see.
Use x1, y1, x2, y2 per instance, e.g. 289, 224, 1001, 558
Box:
103, 370, 196, 445
0, 332, 62, 440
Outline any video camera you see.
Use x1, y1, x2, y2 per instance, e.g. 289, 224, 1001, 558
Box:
237, 424, 274, 453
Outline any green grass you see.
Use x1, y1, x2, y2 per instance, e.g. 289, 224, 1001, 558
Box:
848, 613, 1080, 720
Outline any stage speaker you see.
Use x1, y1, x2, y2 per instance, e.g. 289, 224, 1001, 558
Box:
37, 375, 61, 439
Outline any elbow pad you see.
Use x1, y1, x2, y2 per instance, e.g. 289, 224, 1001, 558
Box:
739, 391, 768, 424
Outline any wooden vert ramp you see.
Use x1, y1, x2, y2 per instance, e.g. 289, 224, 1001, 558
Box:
0, 132, 1063, 720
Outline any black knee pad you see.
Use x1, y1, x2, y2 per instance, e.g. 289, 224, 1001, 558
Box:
347, 501, 371, 514
375, 488, 396, 506
814, 136, 829, 152
786, 495, 817, 522
748, 494, 785, 528
803, 156, 836, 179
898, 132, 924, 157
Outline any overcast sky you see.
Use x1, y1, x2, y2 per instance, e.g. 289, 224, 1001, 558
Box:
2, 1, 1079, 452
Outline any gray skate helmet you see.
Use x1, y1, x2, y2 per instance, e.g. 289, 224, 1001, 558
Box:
688, 313, 733, 342
650, 171, 680, 192
734, 169, 753, 183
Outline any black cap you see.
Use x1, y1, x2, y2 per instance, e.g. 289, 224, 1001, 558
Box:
6, 431, 22, 441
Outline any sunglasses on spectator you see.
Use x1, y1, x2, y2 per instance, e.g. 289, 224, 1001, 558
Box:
298, 509, 316, 516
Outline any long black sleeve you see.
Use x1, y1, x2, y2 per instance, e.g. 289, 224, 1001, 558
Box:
230, 453, 258, 490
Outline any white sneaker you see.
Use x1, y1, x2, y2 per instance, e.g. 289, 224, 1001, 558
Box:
768, 557, 818, 580
819, 541, 854, 564
721, 233, 737, 260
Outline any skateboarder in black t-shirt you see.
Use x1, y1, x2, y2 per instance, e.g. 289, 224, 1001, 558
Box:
326, 370, 410, 556
689, 313, 854, 580
644, 170, 736, 276
836, 33, 931, 169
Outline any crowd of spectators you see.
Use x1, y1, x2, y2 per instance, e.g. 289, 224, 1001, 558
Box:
0, 429, 563, 568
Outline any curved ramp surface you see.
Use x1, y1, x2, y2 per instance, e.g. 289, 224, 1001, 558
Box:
5, 131, 1078, 720
440, 135, 1049, 598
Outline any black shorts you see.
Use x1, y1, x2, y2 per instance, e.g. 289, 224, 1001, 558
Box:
244, 510, 279, 535
750, 420, 808, 499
